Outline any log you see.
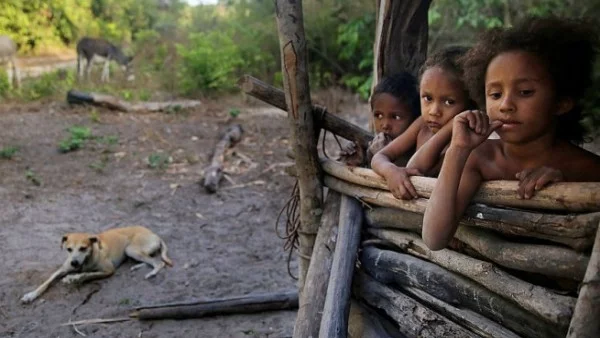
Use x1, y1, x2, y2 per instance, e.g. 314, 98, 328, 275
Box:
455, 226, 589, 281
567, 224, 600, 338
275, 0, 324, 292
129, 291, 298, 320
360, 246, 564, 338
367, 228, 576, 328
66, 89, 201, 112
329, 175, 599, 250
293, 191, 342, 338
354, 271, 479, 338
238, 75, 372, 149
202, 124, 244, 193
348, 299, 405, 338
401, 286, 521, 338
321, 157, 600, 212
319, 195, 363, 338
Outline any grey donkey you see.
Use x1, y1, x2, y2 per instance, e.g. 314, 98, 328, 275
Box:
0, 35, 21, 88
76, 37, 134, 82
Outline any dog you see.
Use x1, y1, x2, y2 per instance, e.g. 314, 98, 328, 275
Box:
21, 226, 172, 304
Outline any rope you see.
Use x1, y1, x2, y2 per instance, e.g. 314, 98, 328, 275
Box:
275, 180, 301, 280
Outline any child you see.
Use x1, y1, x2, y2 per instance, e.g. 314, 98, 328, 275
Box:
371, 46, 476, 200
339, 72, 420, 166
423, 17, 600, 251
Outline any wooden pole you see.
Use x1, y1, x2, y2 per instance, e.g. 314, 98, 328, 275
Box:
567, 223, 600, 337
275, 0, 323, 292
319, 195, 363, 338
238, 75, 372, 149
361, 246, 564, 338
368, 228, 576, 328
293, 191, 342, 337
130, 291, 298, 320
321, 157, 600, 212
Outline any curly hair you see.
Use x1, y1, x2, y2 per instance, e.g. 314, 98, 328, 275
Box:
419, 45, 478, 110
461, 16, 599, 144
371, 71, 420, 119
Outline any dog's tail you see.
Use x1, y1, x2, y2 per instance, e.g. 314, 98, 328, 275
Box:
160, 239, 173, 267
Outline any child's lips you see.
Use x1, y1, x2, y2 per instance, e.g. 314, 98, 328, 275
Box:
427, 121, 441, 129
498, 120, 521, 131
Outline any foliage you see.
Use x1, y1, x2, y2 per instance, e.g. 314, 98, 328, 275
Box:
147, 152, 170, 170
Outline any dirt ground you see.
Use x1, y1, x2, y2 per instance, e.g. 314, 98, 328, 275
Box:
0, 90, 368, 338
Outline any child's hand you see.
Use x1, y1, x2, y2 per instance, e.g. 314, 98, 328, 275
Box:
451, 110, 503, 150
367, 132, 393, 162
338, 141, 365, 167
384, 167, 423, 200
516, 167, 564, 199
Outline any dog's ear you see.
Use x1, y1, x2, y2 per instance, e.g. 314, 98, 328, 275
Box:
89, 236, 102, 249
61, 235, 68, 249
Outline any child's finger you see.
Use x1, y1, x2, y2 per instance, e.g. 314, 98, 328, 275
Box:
534, 171, 562, 191
518, 170, 542, 199
404, 180, 419, 199
405, 168, 423, 176
466, 112, 477, 130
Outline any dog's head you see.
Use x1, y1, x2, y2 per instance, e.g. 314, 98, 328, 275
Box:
61, 233, 101, 269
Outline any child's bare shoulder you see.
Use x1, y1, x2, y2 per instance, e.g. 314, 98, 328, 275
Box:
557, 142, 600, 180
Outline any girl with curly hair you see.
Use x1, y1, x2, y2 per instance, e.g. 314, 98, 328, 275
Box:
423, 16, 600, 250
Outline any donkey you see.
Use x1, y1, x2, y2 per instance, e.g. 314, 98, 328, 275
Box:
76, 37, 134, 82
0, 35, 21, 88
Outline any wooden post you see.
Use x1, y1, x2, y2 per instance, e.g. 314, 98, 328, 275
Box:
319, 195, 363, 338
567, 224, 600, 337
293, 191, 342, 337
275, 0, 324, 292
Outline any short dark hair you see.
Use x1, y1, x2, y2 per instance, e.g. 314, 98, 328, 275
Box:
461, 16, 599, 144
419, 46, 477, 110
371, 72, 420, 119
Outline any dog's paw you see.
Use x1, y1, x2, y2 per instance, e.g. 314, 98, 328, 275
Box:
21, 291, 38, 304
61, 275, 80, 285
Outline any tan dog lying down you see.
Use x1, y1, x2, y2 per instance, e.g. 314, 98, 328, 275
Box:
21, 226, 172, 304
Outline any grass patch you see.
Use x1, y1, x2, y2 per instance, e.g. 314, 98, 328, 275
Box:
147, 152, 170, 170
0, 146, 19, 159
25, 169, 42, 186
59, 126, 92, 153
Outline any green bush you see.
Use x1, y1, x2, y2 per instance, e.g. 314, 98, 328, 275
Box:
176, 31, 244, 94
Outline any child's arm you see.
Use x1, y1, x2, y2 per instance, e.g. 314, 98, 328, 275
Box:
406, 119, 453, 176
422, 111, 502, 250
371, 118, 424, 199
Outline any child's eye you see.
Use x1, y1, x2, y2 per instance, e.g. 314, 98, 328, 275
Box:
444, 99, 455, 106
422, 95, 432, 102
519, 89, 535, 96
374, 113, 383, 119
488, 92, 501, 100
393, 115, 403, 120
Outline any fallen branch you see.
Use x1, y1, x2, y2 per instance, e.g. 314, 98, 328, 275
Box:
60, 317, 131, 326
238, 75, 372, 149
131, 291, 298, 320
567, 223, 600, 338
360, 246, 564, 338
329, 176, 598, 250
202, 124, 244, 193
367, 228, 576, 328
455, 226, 589, 281
321, 157, 600, 212
66, 89, 201, 113
354, 271, 479, 338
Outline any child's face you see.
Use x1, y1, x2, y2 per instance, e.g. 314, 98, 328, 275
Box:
485, 51, 566, 144
420, 67, 468, 133
372, 93, 414, 139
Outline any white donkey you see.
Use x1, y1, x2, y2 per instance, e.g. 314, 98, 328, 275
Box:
0, 35, 21, 88
76, 37, 134, 82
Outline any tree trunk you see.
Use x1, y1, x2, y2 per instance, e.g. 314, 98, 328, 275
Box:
567, 224, 600, 338
275, 0, 323, 292
293, 191, 342, 338
319, 195, 363, 338
360, 246, 564, 338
